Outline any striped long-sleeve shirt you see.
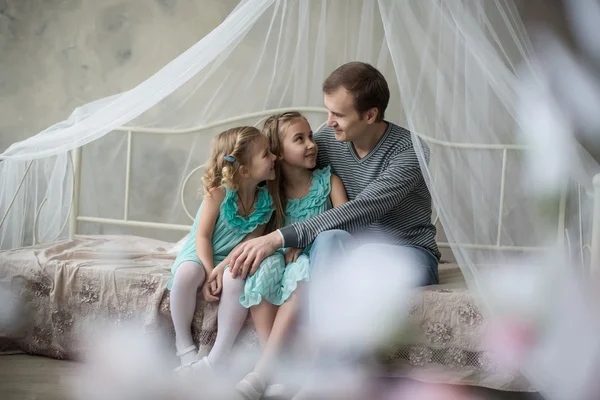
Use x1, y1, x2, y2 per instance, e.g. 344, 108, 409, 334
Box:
279, 121, 441, 260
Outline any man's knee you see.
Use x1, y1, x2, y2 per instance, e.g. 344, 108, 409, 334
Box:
310, 230, 354, 273
313, 230, 353, 249
353, 244, 439, 286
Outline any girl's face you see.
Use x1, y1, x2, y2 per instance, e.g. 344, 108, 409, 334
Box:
280, 119, 317, 169
244, 136, 277, 182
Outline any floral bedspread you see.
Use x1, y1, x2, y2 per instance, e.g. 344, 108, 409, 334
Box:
0, 235, 533, 391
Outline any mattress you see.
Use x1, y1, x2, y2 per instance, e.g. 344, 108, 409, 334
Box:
0, 235, 533, 391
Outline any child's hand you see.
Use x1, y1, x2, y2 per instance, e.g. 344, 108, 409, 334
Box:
285, 248, 303, 264
208, 266, 224, 296
201, 280, 219, 302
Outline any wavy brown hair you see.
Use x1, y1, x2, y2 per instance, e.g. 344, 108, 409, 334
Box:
261, 111, 307, 230
202, 126, 264, 195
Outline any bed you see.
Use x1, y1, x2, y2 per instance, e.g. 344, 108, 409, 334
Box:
2, 107, 599, 392
0, 234, 532, 391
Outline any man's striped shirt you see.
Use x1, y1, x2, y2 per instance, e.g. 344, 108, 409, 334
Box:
278, 121, 440, 260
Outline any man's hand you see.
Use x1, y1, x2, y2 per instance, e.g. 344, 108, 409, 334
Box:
201, 280, 219, 302
285, 248, 303, 264
230, 231, 282, 279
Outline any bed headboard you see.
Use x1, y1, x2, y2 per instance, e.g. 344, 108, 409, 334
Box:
4, 107, 600, 270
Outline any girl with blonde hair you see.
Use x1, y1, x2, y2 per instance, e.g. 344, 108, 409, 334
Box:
168, 126, 276, 374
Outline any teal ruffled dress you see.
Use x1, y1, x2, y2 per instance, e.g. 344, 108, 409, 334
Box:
240, 167, 333, 307
167, 186, 273, 290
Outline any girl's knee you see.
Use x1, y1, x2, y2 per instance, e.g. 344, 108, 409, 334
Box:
223, 269, 245, 291
172, 261, 206, 288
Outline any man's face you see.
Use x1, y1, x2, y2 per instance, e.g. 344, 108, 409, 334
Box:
323, 87, 368, 143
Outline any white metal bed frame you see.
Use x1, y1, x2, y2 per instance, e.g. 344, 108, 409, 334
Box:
3, 107, 600, 269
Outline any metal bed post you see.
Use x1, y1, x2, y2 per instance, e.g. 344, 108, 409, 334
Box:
69, 147, 82, 240
590, 173, 600, 273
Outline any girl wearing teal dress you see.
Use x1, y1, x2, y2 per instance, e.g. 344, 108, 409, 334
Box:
169, 126, 277, 374
207, 112, 348, 399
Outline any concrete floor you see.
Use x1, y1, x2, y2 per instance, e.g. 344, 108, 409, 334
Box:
0, 354, 543, 400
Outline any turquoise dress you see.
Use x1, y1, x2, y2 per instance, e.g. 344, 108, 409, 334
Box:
167, 186, 273, 290
240, 167, 333, 307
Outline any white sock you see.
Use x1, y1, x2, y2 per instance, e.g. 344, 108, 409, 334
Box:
207, 271, 248, 366
170, 261, 206, 366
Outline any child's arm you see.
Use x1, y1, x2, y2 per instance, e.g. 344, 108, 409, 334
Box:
195, 188, 226, 276
330, 174, 348, 208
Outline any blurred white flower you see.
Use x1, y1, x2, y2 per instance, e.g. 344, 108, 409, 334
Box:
517, 65, 572, 197
478, 254, 600, 400
309, 241, 422, 354
520, 25, 600, 194
477, 254, 561, 324
510, 5, 600, 398
68, 322, 237, 400
69, 324, 173, 400
564, 0, 600, 67
521, 272, 600, 400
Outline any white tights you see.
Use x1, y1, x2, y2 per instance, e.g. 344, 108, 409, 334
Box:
169, 261, 206, 366
207, 271, 248, 366
171, 263, 248, 367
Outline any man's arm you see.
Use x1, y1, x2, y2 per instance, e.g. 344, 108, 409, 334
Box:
280, 147, 422, 248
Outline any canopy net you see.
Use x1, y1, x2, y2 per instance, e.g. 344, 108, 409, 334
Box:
1, 0, 600, 396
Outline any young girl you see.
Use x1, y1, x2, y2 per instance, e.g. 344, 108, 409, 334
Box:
208, 112, 347, 399
168, 126, 276, 374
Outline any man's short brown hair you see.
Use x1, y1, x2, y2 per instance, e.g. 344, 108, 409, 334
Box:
322, 61, 390, 122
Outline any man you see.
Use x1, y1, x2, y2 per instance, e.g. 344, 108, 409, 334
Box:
230, 61, 440, 285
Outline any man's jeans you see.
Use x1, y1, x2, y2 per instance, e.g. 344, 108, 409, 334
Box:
309, 229, 439, 287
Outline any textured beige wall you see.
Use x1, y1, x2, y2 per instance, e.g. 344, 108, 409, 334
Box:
0, 0, 238, 153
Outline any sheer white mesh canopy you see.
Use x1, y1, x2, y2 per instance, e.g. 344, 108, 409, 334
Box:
1, 1, 599, 392
2, 0, 597, 283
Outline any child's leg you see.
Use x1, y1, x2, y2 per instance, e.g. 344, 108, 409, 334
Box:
244, 252, 286, 345
245, 252, 286, 347
169, 261, 206, 366
235, 253, 286, 398
237, 293, 301, 400
253, 286, 303, 379
206, 271, 248, 367
252, 253, 309, 381
250, 301, 279, 347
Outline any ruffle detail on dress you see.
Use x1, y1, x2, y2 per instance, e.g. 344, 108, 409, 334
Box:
285, 166, 331, 221
221, 186, 273, 233
278, 254, 310, 304
239, 252, 286, 308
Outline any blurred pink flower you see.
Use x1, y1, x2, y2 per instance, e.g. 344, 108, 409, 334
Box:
385, 380, 478, 400
483, 318, 536, 373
